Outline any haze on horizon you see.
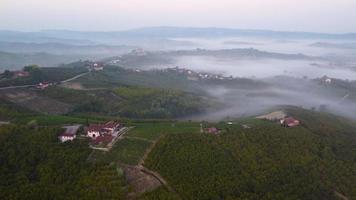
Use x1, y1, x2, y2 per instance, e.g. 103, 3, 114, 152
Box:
1, 0, 356, 33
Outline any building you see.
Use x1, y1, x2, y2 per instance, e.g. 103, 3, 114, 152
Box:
13, 70, 30, 78
86, 121, 120, 139
280, 117, 300, 127
91, 135, 114, 145
87, 62, 104, 71
37, 81, 50, 89
87, 124, 103, 138
58, 133, 76, 142
58, 125, 81, 142
92, 63, 104, 71
205, 127, 220, 134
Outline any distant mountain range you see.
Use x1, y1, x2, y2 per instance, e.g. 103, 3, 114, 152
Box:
1, 27, 356, 45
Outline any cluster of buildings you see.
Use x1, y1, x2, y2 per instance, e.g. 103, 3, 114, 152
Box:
58, 121, 122, 145
256, 111, 300, 128
86, 121, 121, 145
166, 67, 234, 81
86, 62, 105, 71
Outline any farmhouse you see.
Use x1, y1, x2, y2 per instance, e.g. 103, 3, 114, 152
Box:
86, 121, 120, 139
280, 117, 300, 127
13, 70, 30, 78
91, 135, 114, 145
87, 124, 102, 138
36, 81, 50, 89
58, 125, 81, 142
205, 127, 220, 135
92, 63, 104, 71
58, 133, 76, 142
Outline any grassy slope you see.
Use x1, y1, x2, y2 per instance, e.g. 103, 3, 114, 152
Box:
144, 109, 356, 200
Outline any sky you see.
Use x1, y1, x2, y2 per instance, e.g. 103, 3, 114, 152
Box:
1, 0, 355, 33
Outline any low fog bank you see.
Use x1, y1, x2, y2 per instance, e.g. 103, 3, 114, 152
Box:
174, 56, 356, 80
187, 76, 356, 121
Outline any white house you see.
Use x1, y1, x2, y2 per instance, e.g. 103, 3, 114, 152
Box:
87, 124, 102, 138
58, 133, 76, 142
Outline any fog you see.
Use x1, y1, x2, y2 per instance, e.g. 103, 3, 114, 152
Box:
188, 77, 356, 121
134, 37, 356, 120
173, 56, 356, 80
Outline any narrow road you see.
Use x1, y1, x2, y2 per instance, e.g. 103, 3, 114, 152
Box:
60, 72, 89, 83
0, 71, 89, 90
0, 84, 36, 90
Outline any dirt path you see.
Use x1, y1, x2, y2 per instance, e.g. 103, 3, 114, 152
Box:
60, 72, 89, 83
138, 135, 163, 166
121, 133, 180, 199
137, 135, 180, 197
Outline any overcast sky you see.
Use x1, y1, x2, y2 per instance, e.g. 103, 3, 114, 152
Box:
1, 0, 355, 33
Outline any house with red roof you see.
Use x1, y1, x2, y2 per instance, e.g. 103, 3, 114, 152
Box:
36, 81, 50, 89
58, 125, 81, 142
13, 70, 30, 78
280, 117, 300, 127
91, 135, 114, 145
86, 121, 120, 139
205, 127, 220, 135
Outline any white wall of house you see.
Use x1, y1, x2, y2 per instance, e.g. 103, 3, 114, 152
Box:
59, 135, 76, 142
88, 131, 100, 138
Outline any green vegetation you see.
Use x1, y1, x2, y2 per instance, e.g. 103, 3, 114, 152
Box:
14, 115, 102, 126
0, 65, 87, 87
90, 138, 152, 165
38, 85, 208, 119
114, 86, 207, 118
145, 109, 356, 200
138, 187, 180, 200
0, 100, 34, 121
0, 125, 126, 199
128, 121, 200, 140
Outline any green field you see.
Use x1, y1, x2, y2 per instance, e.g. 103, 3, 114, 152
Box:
128, 121, 201, 140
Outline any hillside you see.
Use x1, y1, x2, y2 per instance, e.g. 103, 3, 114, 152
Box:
0, 51, 81, 70
0, 125, 126, 199
144, 108, 356, 200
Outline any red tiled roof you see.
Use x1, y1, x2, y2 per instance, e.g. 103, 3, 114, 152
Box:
104, 121, 120, 129
91, 135, 113, 145
87, 124, 104, 132
284, 117, 300, 126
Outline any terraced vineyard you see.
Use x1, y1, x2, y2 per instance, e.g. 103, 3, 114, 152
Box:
144, 109, 356, 200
